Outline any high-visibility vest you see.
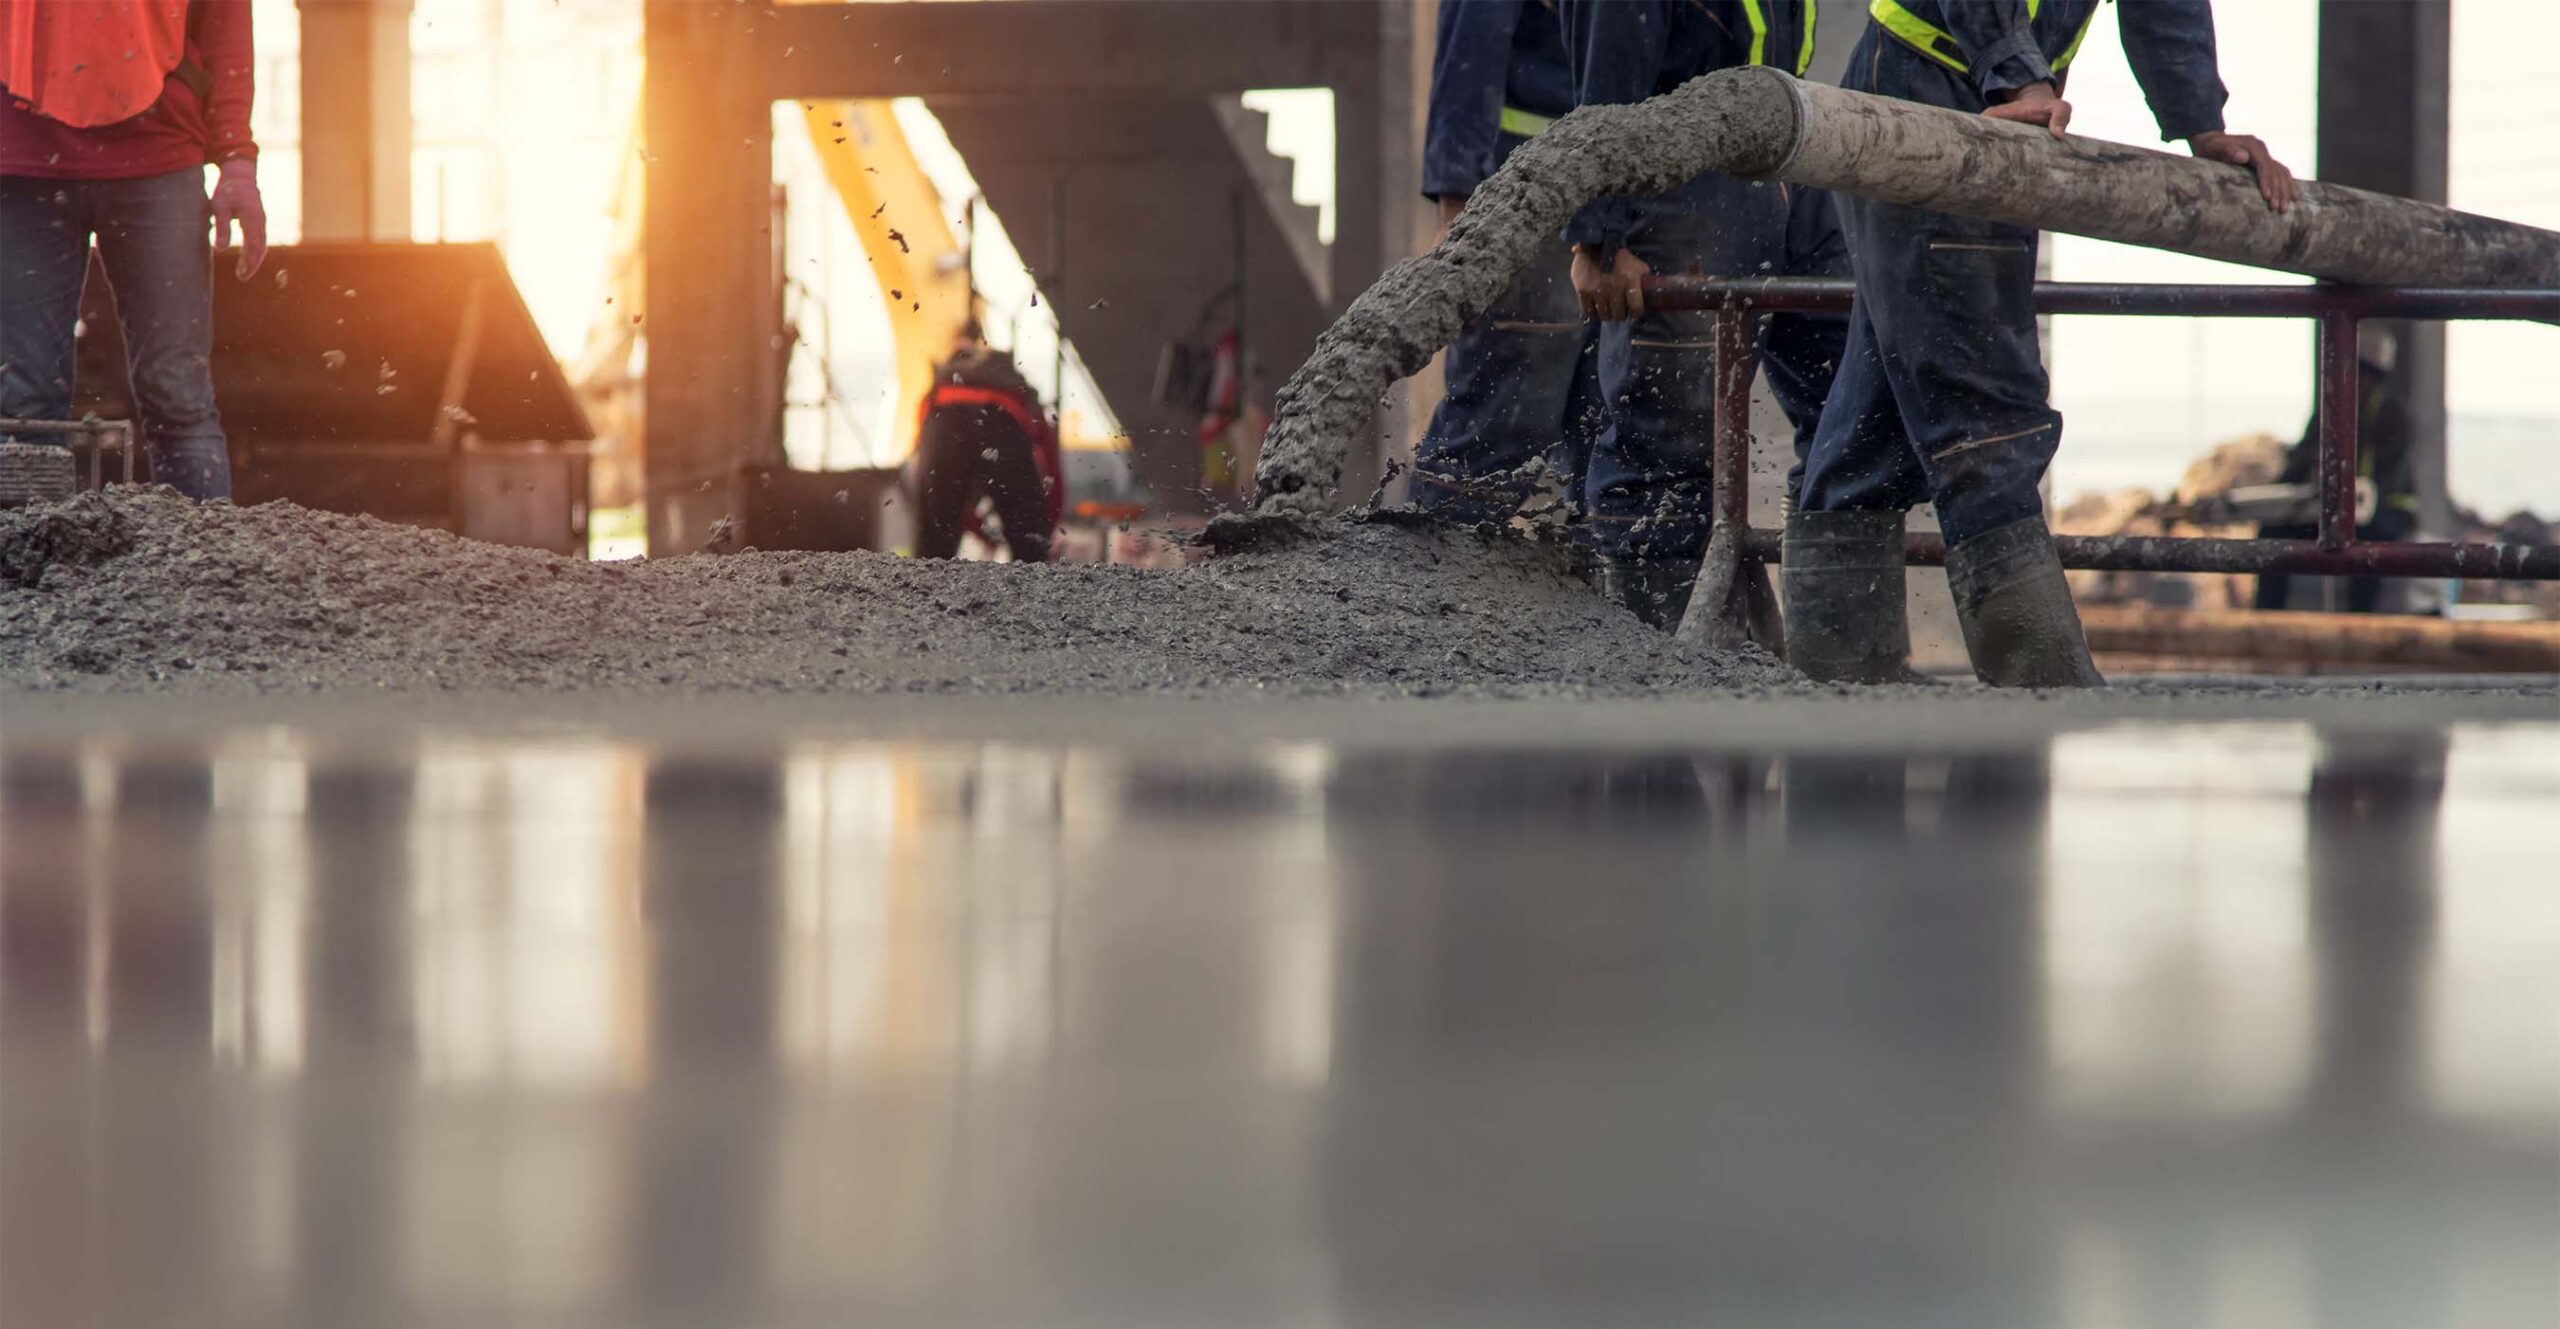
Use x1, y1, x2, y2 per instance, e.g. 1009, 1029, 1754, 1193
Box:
1501, 0, 1817, 140
1868, 0, 2103, 79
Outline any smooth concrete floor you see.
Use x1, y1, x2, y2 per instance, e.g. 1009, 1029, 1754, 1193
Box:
2, 710, 2555, 1327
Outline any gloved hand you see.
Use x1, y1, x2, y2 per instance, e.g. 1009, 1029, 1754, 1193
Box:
211, 158, 268, 280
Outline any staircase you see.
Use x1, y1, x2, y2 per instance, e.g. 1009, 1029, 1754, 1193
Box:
1209, 97, 1331, 307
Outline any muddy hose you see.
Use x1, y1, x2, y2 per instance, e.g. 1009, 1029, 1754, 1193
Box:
1246, 66, 2560, 523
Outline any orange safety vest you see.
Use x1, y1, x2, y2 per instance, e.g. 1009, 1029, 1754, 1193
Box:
0, 0, 192, 129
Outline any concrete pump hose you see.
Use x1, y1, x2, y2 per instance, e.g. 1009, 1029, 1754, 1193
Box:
1247, 67, 2560, 522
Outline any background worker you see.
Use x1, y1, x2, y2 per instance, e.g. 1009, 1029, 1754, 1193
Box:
1560, 0, 1851, 630
2256, 325, 2418, 614
909, 321, 1060, 564
0, 0, 266, 504
1788, 0, 2296, 686
1409, 0, 1601, 528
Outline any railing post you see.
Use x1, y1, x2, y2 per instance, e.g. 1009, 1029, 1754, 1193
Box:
1674, 306, 1761, 647
2317, 310, 2362, 551
1714, 307, 1754, 537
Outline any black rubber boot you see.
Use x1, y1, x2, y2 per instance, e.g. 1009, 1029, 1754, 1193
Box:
0, 443, 77, 509
1600, 556, 1697, 631
1944, 514, 2105, 688
1782, 509, 1919, 684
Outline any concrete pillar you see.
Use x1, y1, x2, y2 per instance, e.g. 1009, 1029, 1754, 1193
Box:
641, 1, 779, 553
1402, 0, 1446, 465
1325, 0, 1423, 506
2318, 0, 2452, 535
297, 0, 414, 242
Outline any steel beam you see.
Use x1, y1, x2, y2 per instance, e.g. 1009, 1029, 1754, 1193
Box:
755, 0, 1365, 100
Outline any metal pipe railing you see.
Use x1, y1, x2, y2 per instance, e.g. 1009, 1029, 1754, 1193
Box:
0, 417, 136, 491
1642, 278, 2560, 642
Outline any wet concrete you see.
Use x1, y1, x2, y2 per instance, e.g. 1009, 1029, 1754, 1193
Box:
0, 489, 1791, 697
4, 710, 2553, 1327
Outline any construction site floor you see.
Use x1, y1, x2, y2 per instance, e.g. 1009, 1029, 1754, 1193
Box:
4, 687, 2555, 1327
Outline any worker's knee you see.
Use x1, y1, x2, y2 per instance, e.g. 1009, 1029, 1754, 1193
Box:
1922, 422, 2058, 547
128, 348, 221, 432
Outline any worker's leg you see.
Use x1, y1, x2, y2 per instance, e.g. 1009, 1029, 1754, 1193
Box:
906, 413, 976, 559
1410, 232, 1596, 523
2250, 522, 2315, 610
977, 431, 1055, 564
1759, 185, 1853, 502
1800, 34, 2095, 686
1786, 297, 1930, 683
1860, 202, 2095, 685
0, 177, 92, 436
1843, 200, 2094, 686
2344, 509, 2416, 612
1584, 177, 1792, 627
92, 169, 231, 501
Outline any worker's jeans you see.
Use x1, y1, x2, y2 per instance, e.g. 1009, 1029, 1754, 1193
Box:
909, 404, 1053, 563
0, 169, 232, 501
1795, 30, 2056, 547
1410, 229, 1602, 524
1583, 177, 1849, 563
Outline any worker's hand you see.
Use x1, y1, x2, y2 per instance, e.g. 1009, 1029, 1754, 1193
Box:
211, 158, 268, 280
1572, 245, 1651, 322
1984, 81, 2071, 138
1436, 193, 1468, 239
2190, 130, 2299, 214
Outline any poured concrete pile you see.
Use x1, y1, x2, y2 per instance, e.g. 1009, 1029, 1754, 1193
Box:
0, 490, 1796, 697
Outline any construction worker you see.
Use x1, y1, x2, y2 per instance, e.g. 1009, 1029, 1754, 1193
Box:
1787, 1, 2296, 685
2256, 325, 2418, 613
0, 0, 265, 504
909, 322, 1060, 564
1410, 0, 1602, 527
1560, 0, 1851, 628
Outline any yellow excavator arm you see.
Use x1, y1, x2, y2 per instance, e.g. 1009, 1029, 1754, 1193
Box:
798, 100, 974, 460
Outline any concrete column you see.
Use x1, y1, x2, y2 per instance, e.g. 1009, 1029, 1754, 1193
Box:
641, 0, 779, 552
1325, 0, 1422, 506
297, 0, 414, 242
1402, 0, 1446, 463
2318, 0, 2452, 534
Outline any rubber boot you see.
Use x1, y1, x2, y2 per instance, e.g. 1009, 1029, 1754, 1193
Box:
1600, 555, 1696, 631
1782, 509, 1919, 684
1943, 514, 2105, 688
0, 443, 78, 509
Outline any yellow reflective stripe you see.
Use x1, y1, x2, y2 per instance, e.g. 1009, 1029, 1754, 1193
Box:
1742, 0, 1769, 66
1872, 0, 2087, 76
1498, 105, 1554, 137
1869, 0, 1970, 73
2053, 6, 2102, 71
1799, 0, 1818, 74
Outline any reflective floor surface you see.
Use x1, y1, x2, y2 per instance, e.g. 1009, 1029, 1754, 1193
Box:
3, 719, 2555, 1327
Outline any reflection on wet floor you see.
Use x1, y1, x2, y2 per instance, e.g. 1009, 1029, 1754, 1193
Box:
2, 723, 2554, 1327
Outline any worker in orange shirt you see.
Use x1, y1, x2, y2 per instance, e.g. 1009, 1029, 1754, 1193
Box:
1, 0, 267, 504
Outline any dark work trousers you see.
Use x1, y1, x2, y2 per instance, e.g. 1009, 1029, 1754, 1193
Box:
1583, 177, 1849, 564
1794, 29, 2059, 548
0, 168, 232, 500
908, 403, 1053, 563
1412, 131, 1605, 526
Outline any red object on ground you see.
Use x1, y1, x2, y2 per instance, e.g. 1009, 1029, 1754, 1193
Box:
0, 0, 256, 180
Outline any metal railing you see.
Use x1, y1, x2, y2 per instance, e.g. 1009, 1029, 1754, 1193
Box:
1642, 277, 2560, 585
0, 417, 136, 491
